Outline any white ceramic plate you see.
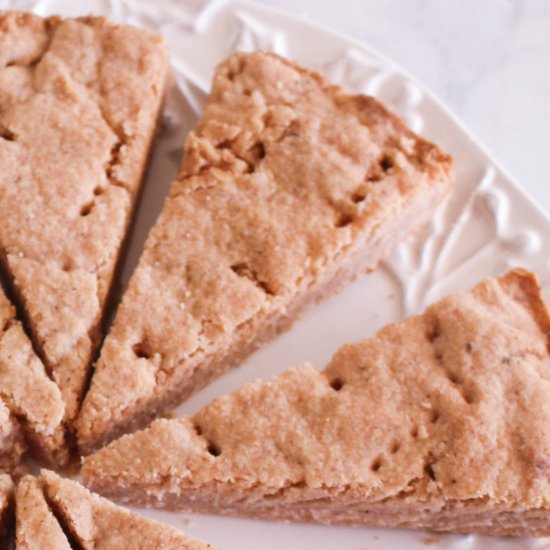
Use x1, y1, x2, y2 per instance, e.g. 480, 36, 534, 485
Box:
5, 0, 550, 548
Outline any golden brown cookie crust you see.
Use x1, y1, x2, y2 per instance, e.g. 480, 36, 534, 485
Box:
0, 12, 169, 423
15, 476, 70, 550
77, 51, 453, 454
82, 269, 550, 536
40, 470, 213, 549
0, 287, 66, 469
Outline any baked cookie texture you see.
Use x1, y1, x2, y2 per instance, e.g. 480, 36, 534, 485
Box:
0, 400, 25, 473
15, 470, 213, 549
0, 286, 66, 469
77, 51, 453, 453
0, 474, 13, 549
0, 12, 169, 423
82, 269, 550, 536
15, 476, 70, 550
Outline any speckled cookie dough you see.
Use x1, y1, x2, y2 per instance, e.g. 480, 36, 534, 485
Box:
0, 12, 169, 423
82, 269, 550, 536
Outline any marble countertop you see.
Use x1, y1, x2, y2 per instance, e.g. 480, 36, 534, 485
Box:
258, 0, 550, 216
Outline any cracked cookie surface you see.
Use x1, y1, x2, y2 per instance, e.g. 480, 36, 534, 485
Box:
15, 471, 214, 549
0, 286, 66, 470
0, 12, 169, 421
77, 51, 453, 453
81, 270, 550, 536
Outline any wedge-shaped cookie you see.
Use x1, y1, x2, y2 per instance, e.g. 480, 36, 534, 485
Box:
15, 476, 70, 550
77, 51, 453, 453
0, 474, 13, 549
0, 287, 66, 469
82, 269, 550, 536
15, 471, 213, 549
0, 12, 168, 421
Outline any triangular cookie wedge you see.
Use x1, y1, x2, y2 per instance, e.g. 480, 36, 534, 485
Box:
0, 474, 13, 548
77, 51, 453, 453
0, 286, 66, 469
15, 470, 213, 549
83, 269, 550, 536
15, 476, 70, 550
0, 12, 169, 421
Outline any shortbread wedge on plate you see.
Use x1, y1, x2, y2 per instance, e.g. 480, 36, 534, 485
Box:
15, 476, 71, 550
83, 269, 550, 536
15, 471, 213, 549
77, 51, 453, 453
0, 12, 169, 422
0, 287, 66, 469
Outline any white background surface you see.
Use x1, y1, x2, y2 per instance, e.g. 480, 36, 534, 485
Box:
256, 0, 550, 217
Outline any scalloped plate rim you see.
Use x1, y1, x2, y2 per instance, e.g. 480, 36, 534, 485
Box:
236, 0, 549, 226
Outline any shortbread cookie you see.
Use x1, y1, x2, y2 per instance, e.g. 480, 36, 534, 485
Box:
83, 269, 550, 536
0, 12, 169, 421
15, 476, 70, 550
0, 474, 13, 548
0, 287, 66, 469
0, 400, 25, 473
77, 51, 453, 453
15, 470, 213, 549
